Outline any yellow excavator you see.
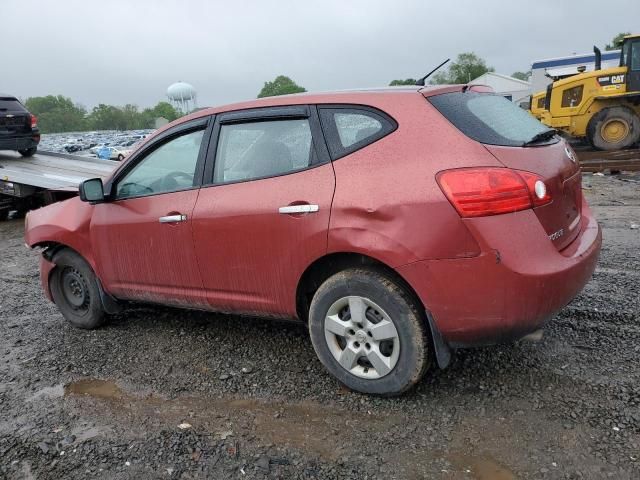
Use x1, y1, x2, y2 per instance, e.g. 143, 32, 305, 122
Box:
530, 34, 640, 150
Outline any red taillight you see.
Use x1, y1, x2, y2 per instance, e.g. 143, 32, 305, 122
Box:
30, 115, 37, 128
437, 168, 552, 218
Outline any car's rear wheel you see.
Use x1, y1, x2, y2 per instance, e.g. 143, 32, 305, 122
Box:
308, 268, 430, 395
117, 154, 124, 161
50, 249, 107, 329
19, 147, 37, 157
587, 107, 640, 151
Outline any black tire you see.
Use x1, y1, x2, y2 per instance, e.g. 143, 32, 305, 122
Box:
50, 249, 107, 329
587, 107, 640, 151
18, 146, 37, 157
117, 154, 124, 161
308, 268, 430, 396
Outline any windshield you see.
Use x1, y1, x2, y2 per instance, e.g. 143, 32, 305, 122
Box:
428, 92, 553, 147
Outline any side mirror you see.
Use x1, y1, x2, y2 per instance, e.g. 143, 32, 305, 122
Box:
79, 178, 105, 203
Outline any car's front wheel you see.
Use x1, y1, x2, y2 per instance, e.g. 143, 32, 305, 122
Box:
308, 268, 430, 395
49, 249, 107, 329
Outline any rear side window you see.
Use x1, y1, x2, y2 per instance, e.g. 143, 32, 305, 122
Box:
334, 113, 382, 148
213, 119, 314, 183
319, 106, 396, 159
428, 92, 552, 147
0, 98, 26, 111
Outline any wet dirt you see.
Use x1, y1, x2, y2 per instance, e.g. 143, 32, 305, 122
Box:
64, 379, 124, 400
1, 172, 639, 479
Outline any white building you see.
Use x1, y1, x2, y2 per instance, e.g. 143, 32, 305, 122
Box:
530, 50, 621, 94
469, 72, 531, 106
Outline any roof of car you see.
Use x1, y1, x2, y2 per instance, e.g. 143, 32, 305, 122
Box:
176, 84, 460, 123
0, 94, 18, 99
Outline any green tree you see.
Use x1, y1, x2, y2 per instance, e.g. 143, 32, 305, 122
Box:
430, 52, 494, 85
511, 71, 532, 81
605, 32, 630, 51
150, 101, 180, 122
24, 95, 183, 132
257, 75, 306, 98
389, 78, 417, 86
88, 104, 120, 130
24, 95, 87, 133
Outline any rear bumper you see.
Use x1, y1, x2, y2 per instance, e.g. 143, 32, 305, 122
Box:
0, 133, 39, 151
396, 198, 601, 347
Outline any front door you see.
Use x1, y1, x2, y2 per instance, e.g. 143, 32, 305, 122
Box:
191, 107, 335, 317
91, 121, 210, 305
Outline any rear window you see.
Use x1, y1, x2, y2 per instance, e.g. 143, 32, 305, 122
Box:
0, 98, 26, 112
428, 92, 552, 147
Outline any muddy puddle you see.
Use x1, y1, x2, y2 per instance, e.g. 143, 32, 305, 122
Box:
64, 379, 124, 400
57, 378, 388, 460
450, 453, 517, 480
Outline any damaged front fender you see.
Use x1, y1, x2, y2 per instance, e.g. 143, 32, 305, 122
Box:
24, 197, 97, 270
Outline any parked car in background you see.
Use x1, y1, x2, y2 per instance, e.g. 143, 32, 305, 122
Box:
0, 94, 40, 157
97, 145, 131, 161
24, 86, 602, 395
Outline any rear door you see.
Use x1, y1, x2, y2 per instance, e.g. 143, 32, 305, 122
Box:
191, 106, 335, 317
91, 117, 212, 305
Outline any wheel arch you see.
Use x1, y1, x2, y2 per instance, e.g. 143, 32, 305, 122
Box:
295, 251, 451, 368
33, 242, 121, 314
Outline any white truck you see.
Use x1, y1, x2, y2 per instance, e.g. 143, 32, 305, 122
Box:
0, 151, 118, 220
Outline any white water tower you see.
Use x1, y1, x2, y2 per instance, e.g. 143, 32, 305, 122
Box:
167, 81, 197, 113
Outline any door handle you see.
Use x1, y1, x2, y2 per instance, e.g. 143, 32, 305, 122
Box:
278, 204, 319, 214
159, 214, 187, 223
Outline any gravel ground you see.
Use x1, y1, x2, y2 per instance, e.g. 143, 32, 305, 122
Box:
1, 173, 639, 480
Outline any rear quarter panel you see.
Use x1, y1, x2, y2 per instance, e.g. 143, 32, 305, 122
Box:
327, 93, 503, 266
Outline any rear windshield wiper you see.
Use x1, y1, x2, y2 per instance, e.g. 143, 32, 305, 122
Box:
523, 129, 557, 146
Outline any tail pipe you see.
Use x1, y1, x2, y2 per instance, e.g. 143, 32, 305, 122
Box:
594, 46, 602, 71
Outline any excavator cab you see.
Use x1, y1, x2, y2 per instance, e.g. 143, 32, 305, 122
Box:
620, 35, 640, 92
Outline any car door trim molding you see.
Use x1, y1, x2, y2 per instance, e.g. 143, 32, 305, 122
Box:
218, 105, 309, 124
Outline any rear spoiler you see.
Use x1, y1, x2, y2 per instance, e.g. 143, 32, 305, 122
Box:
419, 84, 495, 98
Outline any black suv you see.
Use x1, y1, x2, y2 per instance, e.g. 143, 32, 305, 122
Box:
0, 95, 39, 157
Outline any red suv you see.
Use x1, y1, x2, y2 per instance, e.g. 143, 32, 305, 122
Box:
25, 86, 601, 395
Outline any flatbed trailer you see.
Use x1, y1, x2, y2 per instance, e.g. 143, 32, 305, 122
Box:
0, 151, 118, 220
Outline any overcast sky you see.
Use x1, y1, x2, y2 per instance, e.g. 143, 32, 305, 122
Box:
3, 0, 638, 109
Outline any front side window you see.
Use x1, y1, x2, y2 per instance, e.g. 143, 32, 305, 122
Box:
213, 119, 313, 183
116, 129, 204, 199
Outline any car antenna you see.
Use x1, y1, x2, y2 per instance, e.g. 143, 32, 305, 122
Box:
415, 58, 450, 86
